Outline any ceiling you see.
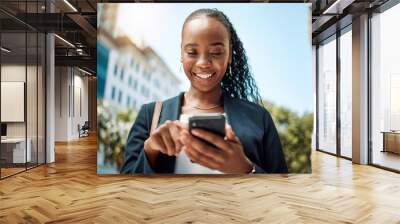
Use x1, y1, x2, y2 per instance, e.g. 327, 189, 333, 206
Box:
0, 0, 395, 75
0, 0, 97, 74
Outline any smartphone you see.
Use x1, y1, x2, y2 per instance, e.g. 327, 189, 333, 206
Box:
188, 114, 226, 138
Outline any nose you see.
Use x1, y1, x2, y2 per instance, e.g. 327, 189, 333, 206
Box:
196, 54, 212, 68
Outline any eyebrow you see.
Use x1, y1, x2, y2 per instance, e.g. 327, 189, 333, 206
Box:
184, 43, 198, 48
184, 42, 225, 48
209, 42, 225, 47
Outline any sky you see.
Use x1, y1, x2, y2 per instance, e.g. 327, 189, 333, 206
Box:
116, 3, 313, 114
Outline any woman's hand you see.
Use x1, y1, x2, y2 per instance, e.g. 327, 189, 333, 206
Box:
144, 120, 184, 157
180, 124, 253, 174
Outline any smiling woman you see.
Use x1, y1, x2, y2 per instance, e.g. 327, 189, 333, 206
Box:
120, 8, 288, 174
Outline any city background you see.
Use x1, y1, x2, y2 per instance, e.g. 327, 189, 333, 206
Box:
97, 3, 313, 174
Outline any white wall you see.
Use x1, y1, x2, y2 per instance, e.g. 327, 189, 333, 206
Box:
55, 67, 69, 141
54, 67, 89, 141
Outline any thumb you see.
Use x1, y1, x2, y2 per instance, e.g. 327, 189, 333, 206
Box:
225, 124, 235, 141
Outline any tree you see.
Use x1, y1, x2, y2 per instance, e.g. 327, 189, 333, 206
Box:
98, 100, 138, 170
263, 100, 312, 173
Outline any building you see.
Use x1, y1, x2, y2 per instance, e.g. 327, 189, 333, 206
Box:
97, 3, 119, 34
97, 3, 180, 111
99, 32, 181, 111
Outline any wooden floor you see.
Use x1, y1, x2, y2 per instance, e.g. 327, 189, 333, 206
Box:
0, 167, 26, 178
373, 150, 400, 171
1, 135, 400, 223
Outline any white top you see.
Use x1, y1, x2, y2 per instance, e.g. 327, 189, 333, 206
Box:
174, 114, 223, 174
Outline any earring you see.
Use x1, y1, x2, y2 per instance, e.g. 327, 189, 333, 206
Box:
229, 64, 232, 75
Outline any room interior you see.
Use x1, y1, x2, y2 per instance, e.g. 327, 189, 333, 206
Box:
0, 0, 399, 222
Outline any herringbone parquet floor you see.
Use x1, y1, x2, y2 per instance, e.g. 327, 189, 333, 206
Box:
1, 134, 400, 223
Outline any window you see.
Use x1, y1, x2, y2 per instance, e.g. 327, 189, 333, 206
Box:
120, 68, 124, 81
133, 79, 138, 91
127, 96, 131, 107
111, 86, 116, 100
141, 85, 146, 96
0, 2, 46, 179
371, 3, 400, 171
143, 70, 150, 81
318, 35, 337, 154
130, 58, 135, 67
114, 64, 118, 76
118, 90, 123, 104
128, 76, 132, 86
339, 28, 352, 158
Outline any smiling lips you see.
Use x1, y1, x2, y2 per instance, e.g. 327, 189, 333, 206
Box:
193, 72, 214, 80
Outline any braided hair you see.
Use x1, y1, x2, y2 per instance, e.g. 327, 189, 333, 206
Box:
183, 8, 262, 104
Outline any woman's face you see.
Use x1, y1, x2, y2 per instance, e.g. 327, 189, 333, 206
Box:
181, 16, 231, 93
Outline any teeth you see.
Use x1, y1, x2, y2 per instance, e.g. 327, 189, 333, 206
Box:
195, 73, 213, 79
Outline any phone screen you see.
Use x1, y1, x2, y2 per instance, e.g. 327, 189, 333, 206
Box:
188, 114, 226, 137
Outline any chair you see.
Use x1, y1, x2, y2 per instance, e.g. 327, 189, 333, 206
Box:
79, 121, 90, 138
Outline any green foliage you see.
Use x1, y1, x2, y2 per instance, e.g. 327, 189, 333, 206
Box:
98, 100, 137, 169
263, 100, 313, 173
98, 99, 313, 173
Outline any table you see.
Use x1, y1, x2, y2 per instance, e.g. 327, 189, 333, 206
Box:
1, 138, 32, 163
381, 131, 400, 154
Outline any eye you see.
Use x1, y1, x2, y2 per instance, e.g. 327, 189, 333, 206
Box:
210, 52, 223, 57
210, 48, 224, 57
187, 51, 197, 57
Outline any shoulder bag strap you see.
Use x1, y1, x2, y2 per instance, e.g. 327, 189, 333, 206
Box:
150, 101, 163, 134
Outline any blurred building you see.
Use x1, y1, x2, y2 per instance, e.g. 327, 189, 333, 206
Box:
97, 3, 119, 100
104, 35, 181, 110
97, 3, 180, 111
97, 3, 119, 34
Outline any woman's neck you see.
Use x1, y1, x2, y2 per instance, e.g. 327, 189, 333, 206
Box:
185, 87, 222, 108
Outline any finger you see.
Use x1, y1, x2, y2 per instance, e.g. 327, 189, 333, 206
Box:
151, 133, 168, 154
183, 146, 220, 170
169, 122, 182, 154
183, 132, 226, 163
225, 124, 241, 144
180, 128, 190, 137
190, 128, 231, 152
174, 120, 188, 130
225, 124, 235, 140
160, 126, 175, 156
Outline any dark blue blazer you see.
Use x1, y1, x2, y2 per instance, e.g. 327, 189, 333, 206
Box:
120, 92, 288, 174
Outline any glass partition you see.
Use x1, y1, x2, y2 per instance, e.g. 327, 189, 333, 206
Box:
317, 35, 337, 154
339, 28, 352, 158
371, 3, 400, 171
1, 30, 28, 178
0, 1, 46, 179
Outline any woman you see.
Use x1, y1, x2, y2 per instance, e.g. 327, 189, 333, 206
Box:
120, 8, 288, 174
